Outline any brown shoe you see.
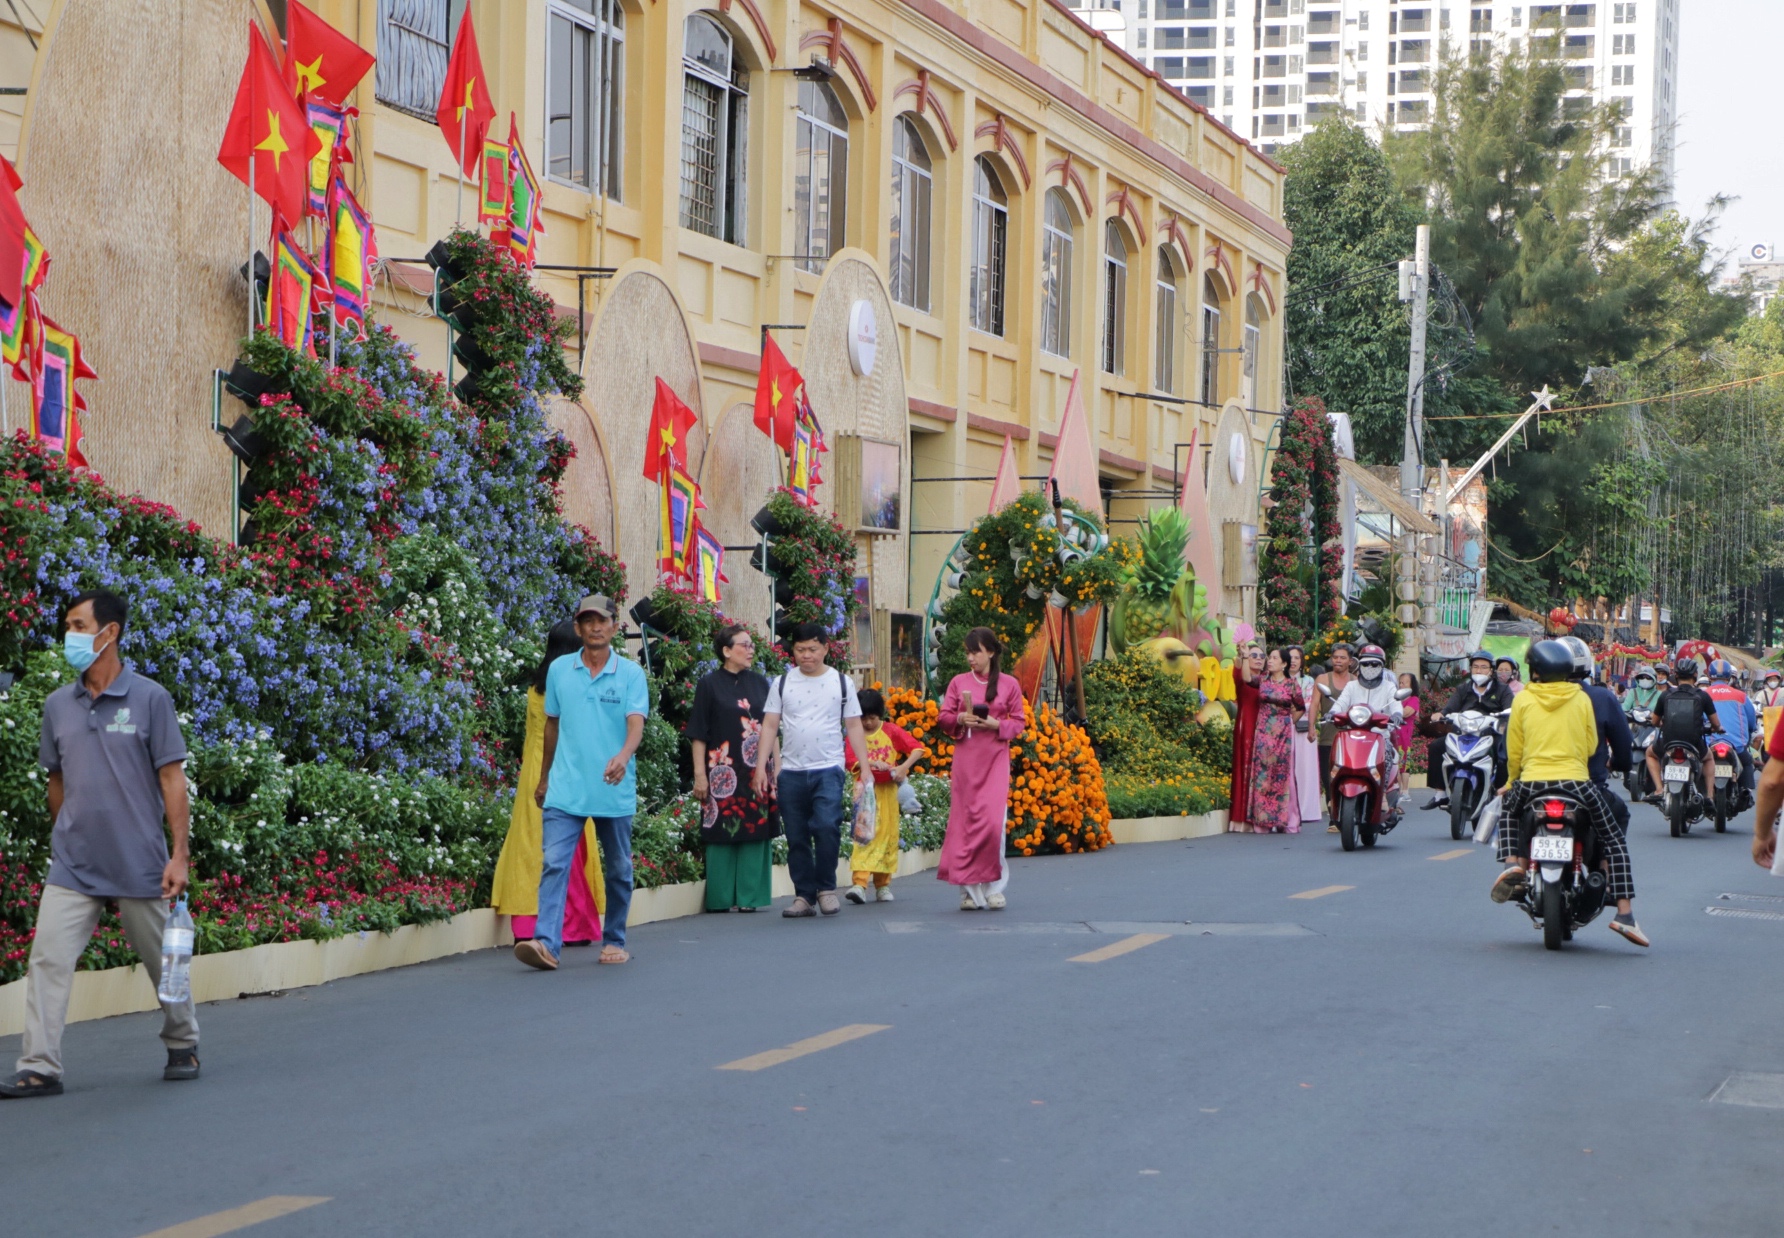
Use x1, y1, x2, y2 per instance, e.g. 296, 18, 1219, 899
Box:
782, 897, 816, 918
817, 891, 841, 915
1490, 866, 1529, 904
514, 939, 558, 970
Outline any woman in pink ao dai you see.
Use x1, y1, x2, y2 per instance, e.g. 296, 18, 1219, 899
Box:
937, 627, 1026, 910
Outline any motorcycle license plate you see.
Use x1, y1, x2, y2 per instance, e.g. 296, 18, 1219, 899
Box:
1530, 835, 1573, 862
1716, 764, 1734, 778
1663, 765, 1690, 783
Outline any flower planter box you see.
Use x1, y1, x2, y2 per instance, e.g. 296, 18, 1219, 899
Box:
0, 849, 950, 1038
1106, 811, 1229, 844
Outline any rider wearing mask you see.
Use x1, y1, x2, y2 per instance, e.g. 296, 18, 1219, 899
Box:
1425, 651, 1513, 810
1753, 671, 1783, 710
1623, 667, 1662, 717
1495, 656, 1524, 696
1647, 660, 1721, 804
1490, 640, 1648, 947
1704, 659, 1760, 794
1327, 645, 1406, 813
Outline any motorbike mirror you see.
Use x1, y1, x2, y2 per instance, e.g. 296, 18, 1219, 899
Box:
1394, 687, 1413, 701
1317, 683, 1333, 697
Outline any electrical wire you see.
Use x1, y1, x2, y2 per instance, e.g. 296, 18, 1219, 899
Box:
1425, 368, 1784, 421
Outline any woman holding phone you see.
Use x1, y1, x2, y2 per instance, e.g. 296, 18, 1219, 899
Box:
937, 628, 1026, 909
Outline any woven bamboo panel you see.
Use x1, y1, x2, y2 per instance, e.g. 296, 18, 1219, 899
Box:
580, 267, 705, 605
17, 0, 264, 535
1206, 398, 1260, 626
546, 395, 616, 552
697, 402, 779, 628
797, 254, 911, 614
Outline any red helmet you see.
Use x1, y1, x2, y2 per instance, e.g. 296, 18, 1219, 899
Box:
1356, 644, 1386, 664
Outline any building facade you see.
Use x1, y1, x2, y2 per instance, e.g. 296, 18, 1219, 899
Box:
5, 0, 1289, 667
1081, 0, 1677, 195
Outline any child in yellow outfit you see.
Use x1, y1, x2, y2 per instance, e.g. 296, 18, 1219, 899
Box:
844, 689, 926, 904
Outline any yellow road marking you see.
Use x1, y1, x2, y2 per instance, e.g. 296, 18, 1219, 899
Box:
1289, 884, 1354, 900
1429, 848, 1473, 861
717, 1023, 891, 1071
1069, 932, 1170, 963
137, 1197, 331, 1238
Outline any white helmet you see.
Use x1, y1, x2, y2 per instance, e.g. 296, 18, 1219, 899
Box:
1557, 635, 1593, 682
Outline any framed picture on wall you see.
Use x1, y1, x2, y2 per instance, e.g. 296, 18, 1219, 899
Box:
858, 439, 902, 532
888, 610, 924, 693
852, 576, 874, 666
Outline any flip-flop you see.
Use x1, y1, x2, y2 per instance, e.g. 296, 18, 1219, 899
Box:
598, 945, 629, 964
0, 1070, 63, 1098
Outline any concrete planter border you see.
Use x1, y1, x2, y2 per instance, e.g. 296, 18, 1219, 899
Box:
0, 820, 1223, 1038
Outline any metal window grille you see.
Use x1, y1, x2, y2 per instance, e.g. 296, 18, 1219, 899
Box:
680, 77, 723, 234
376, 0, 464, 120
1041, 192, 1074, 358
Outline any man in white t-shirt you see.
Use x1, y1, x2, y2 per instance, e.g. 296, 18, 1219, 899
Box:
754, 623, 875, 917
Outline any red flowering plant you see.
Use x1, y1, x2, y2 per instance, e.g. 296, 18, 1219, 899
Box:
758, 486, 859, 667
1259, 396, 1345, 646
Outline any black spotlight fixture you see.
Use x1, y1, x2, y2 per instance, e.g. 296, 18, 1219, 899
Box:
218, 414, 266, 464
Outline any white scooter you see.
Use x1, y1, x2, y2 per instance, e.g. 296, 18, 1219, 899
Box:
1441, 709, 1509, 842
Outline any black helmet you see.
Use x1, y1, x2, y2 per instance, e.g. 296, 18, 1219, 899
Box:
1673, 658, 1698, 682
1527, 640, 1575, 684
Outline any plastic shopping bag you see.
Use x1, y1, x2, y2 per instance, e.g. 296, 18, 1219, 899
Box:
1473, 793, 1501, 846
851, 788, 877, 844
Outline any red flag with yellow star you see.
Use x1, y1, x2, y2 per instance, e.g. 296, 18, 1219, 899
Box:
218, 22, 321, 227
644, 378, 699, 485
436, 8, 495, 177
285, 0, 375, 107
753, 333, 802, 455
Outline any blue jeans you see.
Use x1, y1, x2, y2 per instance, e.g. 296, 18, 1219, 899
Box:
778, 766, 844, 902
536, 807, 633, 958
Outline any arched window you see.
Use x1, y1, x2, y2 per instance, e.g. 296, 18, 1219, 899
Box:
969, 157, 1008, 336
679, 14, 749, 244
1200, 273, 1224, 406
1155, 250, 1180, 393
547, 0, 625, 197
1040, 189, 1075, 357
890, 117, 933, 312
1243, 293, 1263, 407
1102, 220, 1128, 375
794, 80, 848, 273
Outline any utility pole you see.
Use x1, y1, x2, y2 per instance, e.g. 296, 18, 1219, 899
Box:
1395, 225, 1431, 656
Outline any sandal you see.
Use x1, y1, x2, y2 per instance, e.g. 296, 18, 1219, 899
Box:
0, 1069, 63, 1099
598, 945, 630, 964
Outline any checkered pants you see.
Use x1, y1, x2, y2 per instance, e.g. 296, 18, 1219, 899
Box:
1497, 779, 1634, 901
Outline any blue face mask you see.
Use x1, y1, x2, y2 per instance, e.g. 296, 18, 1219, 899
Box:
62, 629, 111, 673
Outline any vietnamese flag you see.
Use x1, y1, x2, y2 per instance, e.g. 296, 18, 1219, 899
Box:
752, 334, 802, 455
436, 8, 495, 176
644, 378, 698, 485
285, 1, 375, 106
219, 22, 322, 228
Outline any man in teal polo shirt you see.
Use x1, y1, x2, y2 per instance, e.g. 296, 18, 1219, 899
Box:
519, 594, 650, 970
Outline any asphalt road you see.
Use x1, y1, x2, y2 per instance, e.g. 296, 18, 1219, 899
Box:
6, 792, 1784, 1237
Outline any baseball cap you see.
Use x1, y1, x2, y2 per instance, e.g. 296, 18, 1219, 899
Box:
574, 593, 617, 620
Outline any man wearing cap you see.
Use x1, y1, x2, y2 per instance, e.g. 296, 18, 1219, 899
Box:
520, 594, 649, 970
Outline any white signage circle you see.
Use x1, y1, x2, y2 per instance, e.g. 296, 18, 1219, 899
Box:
847, 300, 878, 377
1227, 431, 1247, 484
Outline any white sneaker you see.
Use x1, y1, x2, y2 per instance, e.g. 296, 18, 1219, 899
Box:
960, 889, 979, 910
844, 885, 869, 905
987, 892, 1006, 910
875, 886, 895, 902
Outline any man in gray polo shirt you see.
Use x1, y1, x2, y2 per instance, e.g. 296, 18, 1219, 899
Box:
1, 590, 198, 1099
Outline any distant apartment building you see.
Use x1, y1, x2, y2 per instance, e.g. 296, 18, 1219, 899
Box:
1074, 0, 1678, 195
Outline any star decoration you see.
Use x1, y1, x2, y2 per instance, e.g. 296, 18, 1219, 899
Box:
457, 78, 478, 123
294, 54, 326, 95
1530, 384, 1555, 412
255, 110, 291, 170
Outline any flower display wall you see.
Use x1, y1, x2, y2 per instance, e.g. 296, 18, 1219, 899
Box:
1259, 397, 1345, 647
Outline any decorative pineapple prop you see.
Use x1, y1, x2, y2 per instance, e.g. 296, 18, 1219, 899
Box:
1110, 508, 1195, 652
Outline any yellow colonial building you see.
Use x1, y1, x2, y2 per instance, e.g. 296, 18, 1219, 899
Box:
2, 0, 1287, 651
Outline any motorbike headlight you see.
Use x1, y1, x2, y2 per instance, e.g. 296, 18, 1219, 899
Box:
1348, 704, 1373, 726
1457, 714, 1486, 735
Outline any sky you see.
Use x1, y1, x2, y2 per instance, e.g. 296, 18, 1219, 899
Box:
1671, 0, 1783, 270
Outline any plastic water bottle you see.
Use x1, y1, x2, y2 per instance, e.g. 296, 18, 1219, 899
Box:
157, 897, 194, 1006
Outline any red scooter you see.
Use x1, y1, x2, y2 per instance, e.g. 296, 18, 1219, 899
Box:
1319, 684, 1411, 852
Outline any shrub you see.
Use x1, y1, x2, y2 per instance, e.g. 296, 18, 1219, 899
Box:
1080, 649, 1232, 814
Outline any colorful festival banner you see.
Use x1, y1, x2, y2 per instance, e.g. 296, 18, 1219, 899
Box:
478, 136, 511, 234
26, 297, 95, 468
505, 116, 543, 269
0, 225, 48, 370
265, 223, 322, 353
304, 97, 351, 218
660, 465, 703, 578
787, 399, 826, 507
325, 173, 377, 339
695, 525, 727, 604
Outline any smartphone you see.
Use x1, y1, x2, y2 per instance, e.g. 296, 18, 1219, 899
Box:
972, 703, 990, 718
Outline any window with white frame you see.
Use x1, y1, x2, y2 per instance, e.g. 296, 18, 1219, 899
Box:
793, 80, 849, 273
969, 157, 1008, 336
1242, 293, 1263, 405
1155, 250, 1180, 393
680, 14, 748, 244
1200, 274, 1223, 406
1102, 221, 1128, 375
547, 0, 625, 197
889, 117, 933, 313
1041, 189, 1075, 358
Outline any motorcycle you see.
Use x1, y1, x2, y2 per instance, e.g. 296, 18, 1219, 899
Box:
1511, 786, 1610, 951
1442, 709, 1508, 843
1318, 684, 1412, 852
1624, 707, 1656, 801
1708, 739, 1752, 833
1658, 737, 1708, 838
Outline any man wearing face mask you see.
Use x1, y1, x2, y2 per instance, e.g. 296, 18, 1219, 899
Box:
2, 591, 197, 1099
1425, 652, 1514, 810
1326, 645, 1407, 814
